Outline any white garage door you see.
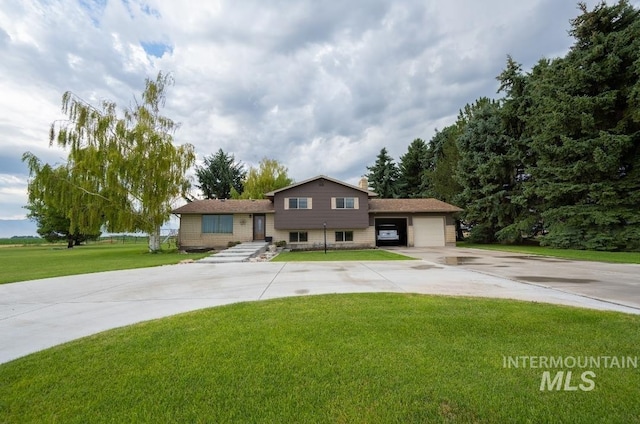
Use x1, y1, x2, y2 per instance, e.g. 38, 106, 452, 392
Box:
413, 217, 445, 247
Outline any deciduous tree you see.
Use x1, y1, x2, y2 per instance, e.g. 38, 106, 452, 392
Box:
23, 72, 195, 252
234, 158, 293, 199
26, 199, 100, 248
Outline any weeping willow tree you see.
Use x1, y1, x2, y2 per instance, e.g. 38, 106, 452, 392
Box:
23, 72, 195, 252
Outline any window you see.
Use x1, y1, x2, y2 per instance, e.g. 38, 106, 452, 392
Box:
289, 232, 308, 242
334, 197, 357, 209
202, 215, 233, 233
335, 231, 354, 242
288, 198, 309, 209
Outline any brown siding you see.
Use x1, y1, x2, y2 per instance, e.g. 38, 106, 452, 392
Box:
274, 178, 369, 230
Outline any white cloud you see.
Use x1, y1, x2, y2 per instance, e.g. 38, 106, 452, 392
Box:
0, 174, 29, 220
0, 0, 634, 224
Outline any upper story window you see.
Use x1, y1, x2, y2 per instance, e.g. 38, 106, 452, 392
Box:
286, 197, 311, 209
333, 197, 358, 209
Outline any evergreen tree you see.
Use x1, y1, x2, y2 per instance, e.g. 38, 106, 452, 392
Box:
493, 56, 540, 243
366, 147, 400, 198
424, 126, 463, 205
454, 99, 520, 243
525, 1, 640, 250
398, 139, 428, 198
195, 149, 245, 199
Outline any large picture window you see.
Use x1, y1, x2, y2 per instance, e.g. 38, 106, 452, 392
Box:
288, 198, 309, 209
202, 215, 233, 233
289, 232, 308, 242
335, 231, 354, 242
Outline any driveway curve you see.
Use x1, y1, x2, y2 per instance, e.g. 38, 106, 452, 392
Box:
393, 246, 640, 311
1, 254, 639, 364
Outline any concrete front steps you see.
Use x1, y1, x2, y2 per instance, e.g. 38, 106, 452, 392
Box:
198, 241, 269, 263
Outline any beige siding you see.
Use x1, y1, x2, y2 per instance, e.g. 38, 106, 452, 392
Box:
270, 227, 375, 249
407, 224, 414, 247
178, 214, 274, 249
445, 224, 456, 245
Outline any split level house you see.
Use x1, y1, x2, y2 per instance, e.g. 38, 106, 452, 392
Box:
172, 175, 462, 250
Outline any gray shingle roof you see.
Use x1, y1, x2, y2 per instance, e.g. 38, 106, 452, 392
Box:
172, 199, 274, 214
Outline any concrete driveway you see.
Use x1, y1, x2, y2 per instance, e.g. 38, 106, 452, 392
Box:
1, 251, 639, 364
393, 246, 640, 310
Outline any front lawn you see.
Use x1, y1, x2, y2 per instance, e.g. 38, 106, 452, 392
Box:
0, 242, 210, 284
271, 249, 415, 262
458, 242, 640, 264
0, 294, 638, 423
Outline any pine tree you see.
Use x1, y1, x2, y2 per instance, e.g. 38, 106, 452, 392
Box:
366, 148, 400, 198
423, 126, 463, 204
525, 1, 640, 250
454, 99, 520, 243
398, 139, 429, 198
195, 149, 245, 199
493, 56, 540, 243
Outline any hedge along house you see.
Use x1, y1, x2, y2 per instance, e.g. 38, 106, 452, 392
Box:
172, 175, 462, 250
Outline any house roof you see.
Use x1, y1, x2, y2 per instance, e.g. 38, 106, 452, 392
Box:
172, 197, 462, 215
264, 175, 377, 197
368, 198, 462, 213
172, 199, 274, 214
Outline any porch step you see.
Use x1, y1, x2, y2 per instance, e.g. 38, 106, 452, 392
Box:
198, 242, 269, 263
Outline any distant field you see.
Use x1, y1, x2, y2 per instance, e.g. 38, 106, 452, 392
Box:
0, 237, 47, 246
0, 241, 210, 284
0, 235, 149, 246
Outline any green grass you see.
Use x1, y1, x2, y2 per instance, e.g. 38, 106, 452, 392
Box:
0, 294, 638, 423
458, 242, 640, 264
271, 249, 415, 262
0, 242, 210, 284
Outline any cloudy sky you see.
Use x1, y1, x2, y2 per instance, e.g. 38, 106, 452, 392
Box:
1, 0, 633, 224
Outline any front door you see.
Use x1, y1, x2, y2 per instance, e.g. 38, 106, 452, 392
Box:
253, 214, 265, 240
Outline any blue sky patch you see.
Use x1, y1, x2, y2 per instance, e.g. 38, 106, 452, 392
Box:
79, 0, 107, 27
141, 41, 173, 58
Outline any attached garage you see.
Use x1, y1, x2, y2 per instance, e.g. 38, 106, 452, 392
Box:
369, 198, 462, 248
413, 216, 445, 247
